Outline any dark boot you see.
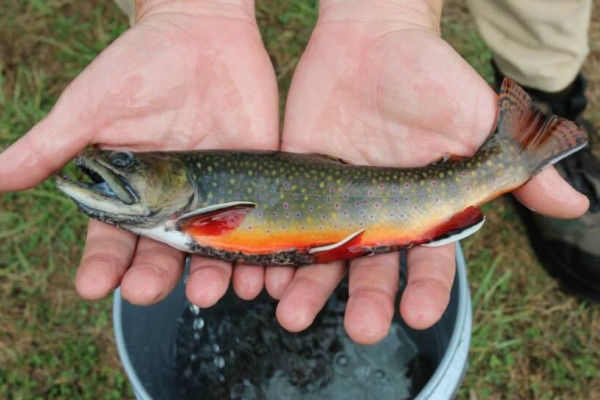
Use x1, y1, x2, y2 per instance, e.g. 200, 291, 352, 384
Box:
493, 63, 600, 302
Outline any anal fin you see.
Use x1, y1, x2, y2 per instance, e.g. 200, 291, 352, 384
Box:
423, 206, 485, 247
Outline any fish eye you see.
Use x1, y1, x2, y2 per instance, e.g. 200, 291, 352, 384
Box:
109, 152, 134, 168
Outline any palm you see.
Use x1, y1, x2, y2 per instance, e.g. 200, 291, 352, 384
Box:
0, 8, 279, 308
284, 27, 496, 164
54, 15, 278, 152
279, 24, 497, 343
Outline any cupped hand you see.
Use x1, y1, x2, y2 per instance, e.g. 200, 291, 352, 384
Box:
277, 1, 589, 344
0, 1, 279, 307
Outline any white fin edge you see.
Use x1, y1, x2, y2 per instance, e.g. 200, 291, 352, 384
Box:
179, 201, 256, 220
423, 217, 486, 248
132, 226, 193, 253
309, 229, 365, 254
546, 142, 587, 166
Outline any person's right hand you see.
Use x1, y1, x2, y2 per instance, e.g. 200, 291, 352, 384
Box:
0, 0, 279, 307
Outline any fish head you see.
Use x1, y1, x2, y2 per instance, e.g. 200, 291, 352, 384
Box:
56, 150, 195, 227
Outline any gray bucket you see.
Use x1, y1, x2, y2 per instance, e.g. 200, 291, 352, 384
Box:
113, 244, 471, 399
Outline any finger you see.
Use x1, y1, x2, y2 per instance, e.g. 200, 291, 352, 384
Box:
0, 105, 90, 192
120, 237, 185, 305
276, 262, 346, 332
264, 266, 296, 299
514, 167, 589, 218
185, 256, 232, 308
344, 253, 400, 345
400, 245, 455, 330
76, 220, 137, 299
232, 264, 264, 300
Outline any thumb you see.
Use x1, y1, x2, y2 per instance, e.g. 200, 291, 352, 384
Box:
0, 100, 91, 192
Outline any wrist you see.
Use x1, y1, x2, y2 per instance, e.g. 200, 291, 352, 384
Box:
135, 0, 256, 23
318, 0, 443, 33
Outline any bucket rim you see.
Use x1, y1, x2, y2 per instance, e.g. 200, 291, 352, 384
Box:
414, 243, 472, 399
114, 287, 152, 400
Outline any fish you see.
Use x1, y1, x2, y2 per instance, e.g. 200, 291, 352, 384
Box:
55, 79, 588, 266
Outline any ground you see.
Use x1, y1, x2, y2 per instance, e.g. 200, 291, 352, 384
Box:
0, 0, 599, 399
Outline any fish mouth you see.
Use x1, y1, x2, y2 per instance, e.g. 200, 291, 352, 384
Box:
56, 156, 139, 215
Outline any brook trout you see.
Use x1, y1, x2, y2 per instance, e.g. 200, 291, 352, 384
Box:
56, 79, 587, 265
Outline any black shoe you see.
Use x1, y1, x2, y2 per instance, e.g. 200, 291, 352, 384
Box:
493, 65, 600, 302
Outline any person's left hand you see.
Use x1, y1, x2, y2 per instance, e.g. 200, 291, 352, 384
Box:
273, 0, 589, 344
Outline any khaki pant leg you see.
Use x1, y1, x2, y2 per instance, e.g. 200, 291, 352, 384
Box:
114, 0, 136, 25
466, 0, 592, 92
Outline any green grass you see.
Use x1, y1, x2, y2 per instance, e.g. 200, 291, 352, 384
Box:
1, 0, 599, 399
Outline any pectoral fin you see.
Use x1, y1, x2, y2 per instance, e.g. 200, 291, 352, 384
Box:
309, 229, 368, 263
423, 206, 485, 247
178, 201, 255, 237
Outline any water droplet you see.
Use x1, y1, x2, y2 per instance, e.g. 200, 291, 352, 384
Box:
358, 365, 370, 377
213, 344, 220, 353
214, 356, 225, 369
189, 304, 200, 315
193, 333, 200, 340
375, 369, 385, 379
336, 354, 348, 366
193, 318, 204, 330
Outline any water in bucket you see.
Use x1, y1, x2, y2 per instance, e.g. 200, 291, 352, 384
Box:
173, 286, 419, 400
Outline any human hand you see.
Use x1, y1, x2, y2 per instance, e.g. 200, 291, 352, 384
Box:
0, 0, 279, 307
277, 0, 589, 344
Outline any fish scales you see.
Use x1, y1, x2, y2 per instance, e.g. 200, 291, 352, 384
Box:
55, 79, 588, 265
173, 142, 525, 254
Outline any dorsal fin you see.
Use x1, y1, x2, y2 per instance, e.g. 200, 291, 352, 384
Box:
429, 153, 467, 166
309, 153, 352, 165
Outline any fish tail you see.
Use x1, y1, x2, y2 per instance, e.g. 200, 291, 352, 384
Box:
496, 78, 588, 172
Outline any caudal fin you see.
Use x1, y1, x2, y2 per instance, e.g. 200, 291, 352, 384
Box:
496, 78, 588, 172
